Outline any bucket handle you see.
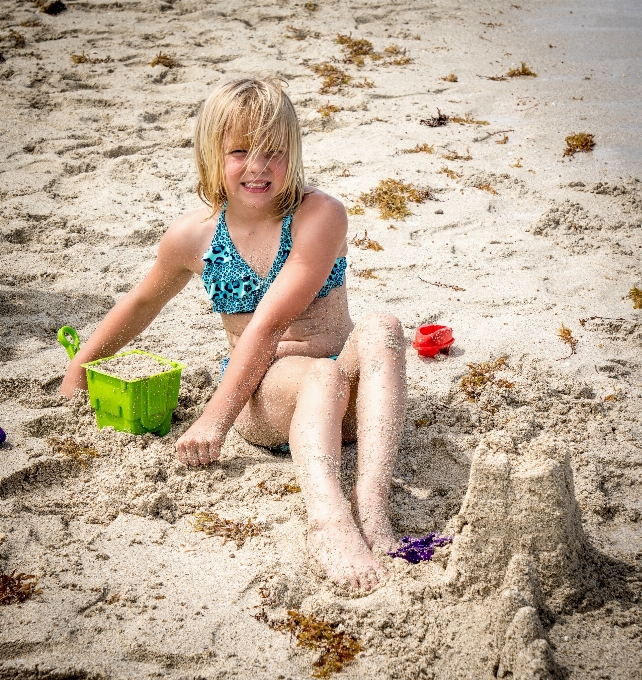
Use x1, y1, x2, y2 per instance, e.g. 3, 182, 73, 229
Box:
57, 326, 81, 360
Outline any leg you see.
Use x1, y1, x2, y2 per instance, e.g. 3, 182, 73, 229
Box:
235, 357, 385, 590
336, 313, 407, 554
288, 359, 386, 590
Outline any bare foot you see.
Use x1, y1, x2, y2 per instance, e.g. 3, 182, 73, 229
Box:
306, 515, 387, 591
351, 490, 397, 555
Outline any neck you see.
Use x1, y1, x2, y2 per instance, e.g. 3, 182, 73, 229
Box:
224, 195, 280, 228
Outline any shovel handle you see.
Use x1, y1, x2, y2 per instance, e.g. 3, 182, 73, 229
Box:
57, 326, 81, 360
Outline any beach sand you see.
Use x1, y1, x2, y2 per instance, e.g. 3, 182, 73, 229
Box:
0, 0, 641, 677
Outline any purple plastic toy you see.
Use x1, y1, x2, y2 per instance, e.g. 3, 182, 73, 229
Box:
0, 427, 5, 445
388, 532, 453, 564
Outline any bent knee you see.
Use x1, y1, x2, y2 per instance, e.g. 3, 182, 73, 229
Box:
355, 313, 404, 351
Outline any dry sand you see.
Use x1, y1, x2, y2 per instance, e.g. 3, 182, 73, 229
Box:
1, 0, 641, 678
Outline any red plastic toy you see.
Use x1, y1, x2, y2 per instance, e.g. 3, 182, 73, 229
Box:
412, 324, 454, 357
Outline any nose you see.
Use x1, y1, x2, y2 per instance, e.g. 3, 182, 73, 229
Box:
245, 150, 271, 176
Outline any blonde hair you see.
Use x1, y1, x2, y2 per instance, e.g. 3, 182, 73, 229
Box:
194, 77, 305, 218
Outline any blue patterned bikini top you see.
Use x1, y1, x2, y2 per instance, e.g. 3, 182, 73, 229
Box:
202, 204, 347, 314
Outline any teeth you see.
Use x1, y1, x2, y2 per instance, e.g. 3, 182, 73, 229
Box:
245, 182, 268, 188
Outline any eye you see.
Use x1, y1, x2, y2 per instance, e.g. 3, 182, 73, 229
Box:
229, 149, 247, 155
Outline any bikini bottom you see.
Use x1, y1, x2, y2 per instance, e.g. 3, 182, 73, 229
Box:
219, 354, 339, 455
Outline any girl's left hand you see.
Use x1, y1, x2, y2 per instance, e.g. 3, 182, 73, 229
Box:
176, 418, 225, 466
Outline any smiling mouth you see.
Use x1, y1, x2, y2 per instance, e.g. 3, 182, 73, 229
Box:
241, 181, 271, 193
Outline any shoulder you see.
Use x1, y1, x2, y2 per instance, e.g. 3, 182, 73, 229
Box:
291, 188, 347, 239
159, 207, 218, 271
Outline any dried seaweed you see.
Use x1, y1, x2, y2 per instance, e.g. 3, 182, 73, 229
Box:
355, 268, 378, 279
304, 1, 319, 10
336, 34, 375, 66
495, 135, 509, 144
360, 178, 433, 220
257, 481, 301, 497
350, 231, 383, 251
476, 183, 497, 194
441, 73, 458, 82
150, 51, 180, 68
563, 132, 595, 157
509, 157, 523, 168
9, 30, 26, 49
556, 324, 578, 359
451, 113, 489, 126
506, 62, 537, 77
317, 103, 342, 118
420, 109, 449, 127
190, 512, 261, 548
71, 52, 88, 64
36, 0, 67, 15
461, 357, 513, 400
400, 143, 434, 154
628, 286, 642, 309
383, 44, 412, 65
438, 166, 461, 180
388, 533, 453, 563
442, 148, 472, 161
309, 62, 352, 94
48, 437, 98, 467
20, 20, 41, 27
0, 571, 40, 606
346, 205, 364, 215
271, 610, 363, 678
414, 418, 430, 428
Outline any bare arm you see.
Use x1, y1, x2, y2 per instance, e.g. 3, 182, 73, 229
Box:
59, 215, 203, 397
177, 192, 348, 464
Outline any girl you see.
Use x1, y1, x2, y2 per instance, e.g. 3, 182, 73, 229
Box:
60, 78, 407, 591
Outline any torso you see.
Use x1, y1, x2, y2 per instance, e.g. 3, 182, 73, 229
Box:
186, 189, 353, 359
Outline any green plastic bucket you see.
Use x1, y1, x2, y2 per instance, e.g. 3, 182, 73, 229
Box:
58, 326, 185, 437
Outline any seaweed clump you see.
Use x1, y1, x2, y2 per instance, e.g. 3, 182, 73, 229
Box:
257, 481, 301, 497
350, 231, 383, 251
190, 512, 261, 548
461, 357, 514, 400
48, 437, 98, 467
36, 0, 67, 15
271, 610, 363, 678
383, 44, 412, 65
317, 103, 342, 118
0, 571, 40, 605
441, 73, 458, 82
450, 113, 489, 126
309, 63, 352, 94
506, 62, 537, 77
420, 109, 449, 127
563, 132, 595, 157
629, 286, 642, 309
400, 143, 434, 154
335, 34, 376, 66
346, 204, 365, 216
151, 52, 180, 68
442, 148, 472, 161
557, 324, 578, 359
360, 178, 433, 220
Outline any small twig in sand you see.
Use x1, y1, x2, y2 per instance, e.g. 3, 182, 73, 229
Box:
418, 276, 466, 292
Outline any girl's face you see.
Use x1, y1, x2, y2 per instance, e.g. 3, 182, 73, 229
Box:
223, 131, 288, 211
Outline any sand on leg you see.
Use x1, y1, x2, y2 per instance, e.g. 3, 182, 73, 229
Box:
235, 356, 385, 590
288, 359, 386, 590
337, 313, 407, 555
